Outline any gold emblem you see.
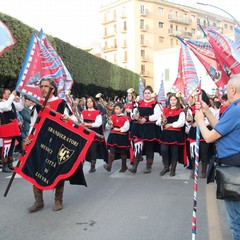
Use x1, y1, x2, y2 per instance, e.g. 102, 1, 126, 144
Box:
57, 144, 74, 165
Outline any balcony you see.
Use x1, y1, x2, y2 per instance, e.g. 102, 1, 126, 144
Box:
140, 9, 148, 16
103, 46, 117, 53
141, 70, 150, 77
168, 29, 182, 36
140, 24, 149, 31
141, 40, 149, 47
120, 27, 127, 33
102, 17, 116, 25
141, 55, 149, 62
120, 12, 127, 19
168, 14, 192, 25
121, 40, 128, 48
102, 31, 117, 39
182, 31, 193, 38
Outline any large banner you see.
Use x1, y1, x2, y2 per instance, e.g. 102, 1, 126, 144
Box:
15, 107, 96, 190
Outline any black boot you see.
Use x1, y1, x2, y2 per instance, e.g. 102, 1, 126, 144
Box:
128, 157, 140, 174
160, 160, 170, 176
200, 162, 207, 178
89, 160, 96, 173
119, 157, 128, 172
104, 153, 115, 172
143, 159, 153, 174
2, 159, 13, 173
8, 156, 14, 171
169, 161, 177, 177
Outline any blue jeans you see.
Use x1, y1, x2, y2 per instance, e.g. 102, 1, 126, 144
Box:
225, 200, 240, 240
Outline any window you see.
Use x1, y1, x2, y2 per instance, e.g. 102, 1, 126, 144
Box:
224, 24, 228, 29
176, 39, 178, 46
170, 39, 173, 47
141, 34, 144, 44
124, 51, 128, 61
176, 25, 178, 31
191, 15, 195, 22
159, 37, 164, 43
170, 24, 173, 29
230, 25, 233, 30
191, 28, 195, 34
104, 27, 107, 36
185, 27, 188, 31
197, 18, 200, 24
158, 7, 164, 14
140, 19, 145, 29
141, 49, 145, 58
159, 22, 164, 28
141, 65, 145, 75
140, 5, 145, 14
123, 21, 127, 31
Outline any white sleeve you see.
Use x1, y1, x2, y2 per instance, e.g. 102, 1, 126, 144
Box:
91, 114, 102, 128
120, 120, 130, 132
149, 104, 161, 121
0, 94, 15, 112
172, 112, 185, 128
13, 98, 25, 112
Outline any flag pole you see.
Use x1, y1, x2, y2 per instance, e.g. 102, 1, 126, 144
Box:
3, 87, 53, 197
191, 86, 202, 239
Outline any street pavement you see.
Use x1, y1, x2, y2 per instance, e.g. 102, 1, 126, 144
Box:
0, 154, 232, 240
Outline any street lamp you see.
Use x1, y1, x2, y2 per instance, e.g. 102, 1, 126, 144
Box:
197, 2, 240, 26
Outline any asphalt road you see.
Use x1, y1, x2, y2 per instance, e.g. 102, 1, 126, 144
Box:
0, 154, 232, 240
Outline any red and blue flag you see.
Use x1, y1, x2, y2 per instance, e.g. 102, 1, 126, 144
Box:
0, 20, 16, 56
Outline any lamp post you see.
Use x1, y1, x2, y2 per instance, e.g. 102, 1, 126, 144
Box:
197, 2, 240, 26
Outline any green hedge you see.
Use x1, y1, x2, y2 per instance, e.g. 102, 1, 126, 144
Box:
0, 13, 143, 97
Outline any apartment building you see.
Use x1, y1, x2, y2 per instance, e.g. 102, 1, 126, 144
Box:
100, 0, 234, 87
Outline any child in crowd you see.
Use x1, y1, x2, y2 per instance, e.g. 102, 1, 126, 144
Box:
104, 102, 131, 172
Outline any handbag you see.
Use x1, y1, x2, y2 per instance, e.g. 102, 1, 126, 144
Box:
215, 165, 240, 200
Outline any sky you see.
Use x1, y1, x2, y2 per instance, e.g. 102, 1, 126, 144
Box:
0, 0, 239, 48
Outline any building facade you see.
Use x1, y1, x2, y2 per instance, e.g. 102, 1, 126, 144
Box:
100, 0, 234, 88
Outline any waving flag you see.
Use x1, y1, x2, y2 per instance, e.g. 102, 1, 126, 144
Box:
16, 32, 68, 100
39, 29, 73, 100
202, 27, 240, 75
139, 76, 144, 100
157, 74, 166, 106
180, 37, 229, 91
173, 42, 199, 100
0, 20, 16, 56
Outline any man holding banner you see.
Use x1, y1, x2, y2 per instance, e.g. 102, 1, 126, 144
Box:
16, 78, 96, 212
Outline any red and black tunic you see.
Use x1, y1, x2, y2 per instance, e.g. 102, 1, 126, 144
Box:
107, 114, 130, 149
82, 109, 108, 162
159, 107, 185, 145
82, 109, 104, 142
130, 99, 161, 142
